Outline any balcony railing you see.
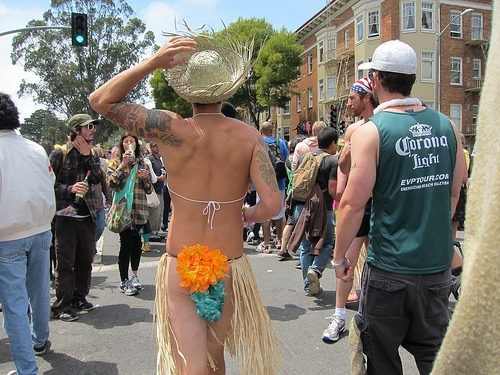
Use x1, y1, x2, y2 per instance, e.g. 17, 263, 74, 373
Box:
465, 78, 483, 92
462, 123, 477, 136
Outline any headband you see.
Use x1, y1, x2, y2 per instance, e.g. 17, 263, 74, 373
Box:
350, 78, 373, 95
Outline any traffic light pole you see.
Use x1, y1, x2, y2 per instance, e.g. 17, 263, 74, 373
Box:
0, 26, 71, 38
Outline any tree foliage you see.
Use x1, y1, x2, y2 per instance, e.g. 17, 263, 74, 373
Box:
149, 69, 193, 118
11, 0, 155, 144
217, 18, 303, 128
20, 109, 66, 145
149, 18, 302, 129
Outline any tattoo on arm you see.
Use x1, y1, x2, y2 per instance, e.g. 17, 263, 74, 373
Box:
351, 162, 361, 171
106, 104, 185, 148
256, 141, 279, 191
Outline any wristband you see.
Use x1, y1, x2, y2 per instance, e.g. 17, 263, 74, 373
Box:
332, 257, 348, 269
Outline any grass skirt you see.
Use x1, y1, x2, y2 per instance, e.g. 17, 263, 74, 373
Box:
154, 253, 283, 374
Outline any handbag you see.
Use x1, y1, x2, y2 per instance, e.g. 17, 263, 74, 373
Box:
106, 164, 138, 233
147, 191, 160, 208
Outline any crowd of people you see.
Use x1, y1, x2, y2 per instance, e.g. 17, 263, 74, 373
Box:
0, 32, 477, 375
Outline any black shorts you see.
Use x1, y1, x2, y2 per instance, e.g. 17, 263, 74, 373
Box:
355, 199, 372, 238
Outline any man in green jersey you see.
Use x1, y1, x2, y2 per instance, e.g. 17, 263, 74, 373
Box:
333, 40, 465, 374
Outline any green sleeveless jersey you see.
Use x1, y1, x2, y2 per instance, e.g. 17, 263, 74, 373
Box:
368, 108, 457, 274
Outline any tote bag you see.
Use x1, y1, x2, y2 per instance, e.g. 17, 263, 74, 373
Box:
106, 164, 138, 233
147, 191, 160, 208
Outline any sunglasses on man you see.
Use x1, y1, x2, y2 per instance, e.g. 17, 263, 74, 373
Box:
82, 123, 98, 131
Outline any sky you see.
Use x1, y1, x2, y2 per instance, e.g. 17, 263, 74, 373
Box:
0, 0, 328, 121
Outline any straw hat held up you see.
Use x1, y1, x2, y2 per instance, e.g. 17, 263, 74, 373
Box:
164, 24, 255, 104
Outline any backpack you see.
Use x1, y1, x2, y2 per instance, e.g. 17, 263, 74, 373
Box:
267, 138, 287, 180
291, 151, 328, 202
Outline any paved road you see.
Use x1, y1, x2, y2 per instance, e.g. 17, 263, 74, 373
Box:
0, 229, 462, 374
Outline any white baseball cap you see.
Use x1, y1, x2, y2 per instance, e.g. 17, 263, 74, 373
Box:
358, 40, 417, 75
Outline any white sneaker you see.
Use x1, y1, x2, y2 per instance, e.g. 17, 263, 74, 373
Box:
7, 371, 18, 375
322, 315, 346, 343
120, 280, 138, 296
246, 231, 255, 243
129, 274, 142, 290
255, 242, 270, 253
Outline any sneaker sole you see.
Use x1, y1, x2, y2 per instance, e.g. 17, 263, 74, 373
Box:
70, 302, 95, 312
60, 316, 79, 322
322, 325, 346, 343
307, 270, 321, 295
124, 290, 138, 296
34, 348, 46, 356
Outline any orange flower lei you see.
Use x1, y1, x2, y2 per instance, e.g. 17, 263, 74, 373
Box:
176, 244, 229, 294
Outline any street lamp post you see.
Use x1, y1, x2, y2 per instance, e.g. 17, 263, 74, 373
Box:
434, 8, 473, 111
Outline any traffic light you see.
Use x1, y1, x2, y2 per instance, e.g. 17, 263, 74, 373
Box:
71, 12, 88, 47
338, 118, 346, 135
330, 104, 337, 127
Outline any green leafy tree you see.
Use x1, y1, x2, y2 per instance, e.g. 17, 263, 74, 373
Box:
21, 109, 66, 145
217, 18, 302, 128
149, 69, 193, 118
11, 0, 155, 144
254, 30, 303, 110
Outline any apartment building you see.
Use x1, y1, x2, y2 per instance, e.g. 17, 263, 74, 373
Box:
277, 0, 491, 149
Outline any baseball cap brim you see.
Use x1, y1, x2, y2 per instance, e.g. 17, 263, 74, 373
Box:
358, 62, 373, 70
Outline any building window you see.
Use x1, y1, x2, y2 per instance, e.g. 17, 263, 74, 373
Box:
422, 101, 434, 109
296, 93, 301, 112
450, 104, 462, 131
282, 101, 290, 115
345, 30, 350, 50
473, 59, 481, 79
345, 71, 350, 91
308, 87, 313, 108
318, 79, 324, 102
421, 51, 434, 81
326, 76, 336, 100
450, 10, 463, 38
356, 61, 364, 80
327, 37, 336, 60
318, 40, 324, 64
421, 2, 434, 30
356, 15, 364, 42
368, 11, 380, 37
472, 105, 479, 125
471, 14, 483, 40
450, 57, 462, 85
402, 2, 416, 31
283, 126, 290, 142
307, 54, 313, 74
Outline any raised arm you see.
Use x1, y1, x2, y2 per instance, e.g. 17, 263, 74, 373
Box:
88, 37, 197, 140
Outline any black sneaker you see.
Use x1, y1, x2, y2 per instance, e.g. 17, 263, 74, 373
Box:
57, 310, 79, 322
34, 341, 47, 356
70, 299, 95, 311
277, 252, 293, 261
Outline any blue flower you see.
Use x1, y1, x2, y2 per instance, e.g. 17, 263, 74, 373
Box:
190, 279, 227, 322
